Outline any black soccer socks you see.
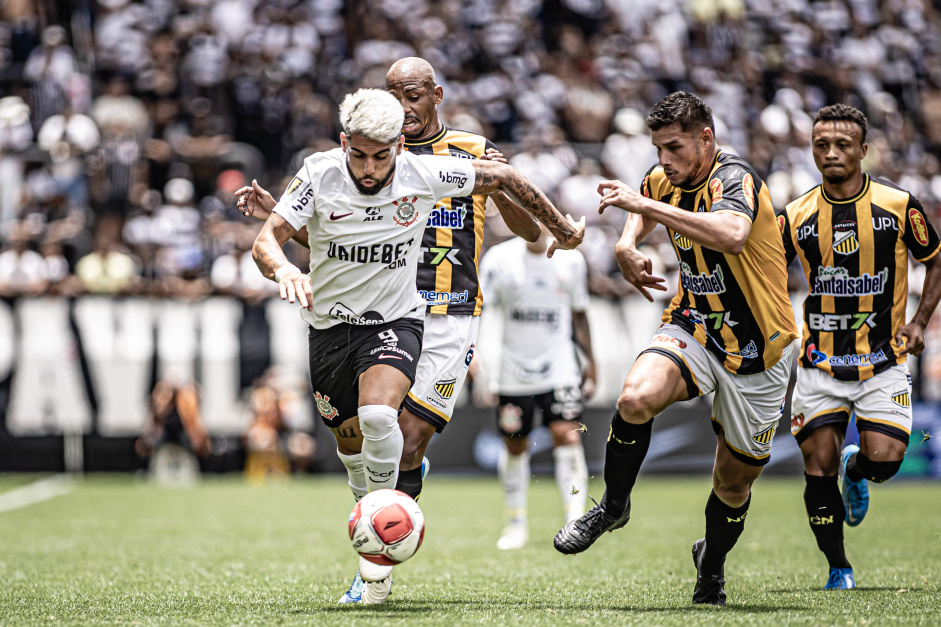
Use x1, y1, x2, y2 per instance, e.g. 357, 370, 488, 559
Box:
803, 473, 851, 569
395, 466, 423, 500
701, 489, 750, 575
601, 413, 652, 517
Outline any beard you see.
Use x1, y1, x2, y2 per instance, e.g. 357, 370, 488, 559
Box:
347, 160, 396, 196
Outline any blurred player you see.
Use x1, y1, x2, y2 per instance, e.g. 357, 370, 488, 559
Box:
780, 104, 941, 589
245, 88, 583, 605
553, 91, 799, 606
478, 227, 595, 550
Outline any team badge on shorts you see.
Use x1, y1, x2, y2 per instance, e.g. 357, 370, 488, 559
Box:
753, 423, 775, 445
891, 390, 911, 407
392, 196, 419, 226
434, 377, 456, 399
499, 404, 523, 434
314, 392, 339, 420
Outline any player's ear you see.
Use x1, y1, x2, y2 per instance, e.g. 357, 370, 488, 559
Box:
433, 85, 443, 106
859, 142, 868, 160
701, 127, 714, 148
340, 132, 348, 152
395, 135, 405, 154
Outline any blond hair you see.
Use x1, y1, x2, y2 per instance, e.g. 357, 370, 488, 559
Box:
339, 88, 404, 144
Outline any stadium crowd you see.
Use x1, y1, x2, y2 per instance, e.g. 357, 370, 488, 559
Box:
1, 0, 940, 303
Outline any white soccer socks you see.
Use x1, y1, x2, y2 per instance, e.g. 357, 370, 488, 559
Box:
358, 404, 403, 493
554, 443, 588, 523
497, 448, 530, 550
337, 450, 368, 502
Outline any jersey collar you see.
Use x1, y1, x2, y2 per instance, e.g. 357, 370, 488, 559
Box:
820, 174, 870, 205
404, 125, 448, 148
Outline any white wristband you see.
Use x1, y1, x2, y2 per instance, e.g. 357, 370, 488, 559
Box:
274, 264, 301, 283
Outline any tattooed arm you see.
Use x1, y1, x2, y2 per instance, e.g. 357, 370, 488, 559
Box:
489, 192, 541, 242
471, 160, 584, 255
236, 181, 311, 249
252, 213, 313, 310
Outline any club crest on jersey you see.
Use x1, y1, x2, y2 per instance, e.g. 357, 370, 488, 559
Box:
709, 177, 724, 203
742, 173, 755, 210
434, 377, 456, 399
314, 392, 338, 420
909, 208, 930, 245
752, 423, 775, 445
891, 390, 911, 407
832, 230, 859, 255
392, 196, 419, 226
673, 231, 693, 250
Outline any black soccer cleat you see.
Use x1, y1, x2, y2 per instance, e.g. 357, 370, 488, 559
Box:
691, 538, 726, 605
553, 498, 631, 555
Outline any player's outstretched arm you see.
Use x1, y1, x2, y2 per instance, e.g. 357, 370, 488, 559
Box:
471, 160, 584, 254
478, 149, 540, 242
598, 179, 751, 255
897, 253, 941, 356
488, 192, 540, 242
614, 212, 667, 302
236, 180, 311, 249
252, 213, 313, 310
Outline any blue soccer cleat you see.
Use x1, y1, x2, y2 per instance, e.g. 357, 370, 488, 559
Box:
421, 456, 430, 480
825, 567, 856, 590
338, 570, 364, 604
840, 444, 869, 526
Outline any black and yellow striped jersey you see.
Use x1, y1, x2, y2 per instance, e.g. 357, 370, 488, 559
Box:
643, 152, 799, 375
404, 126, 496, 316
780, 174, 941, 381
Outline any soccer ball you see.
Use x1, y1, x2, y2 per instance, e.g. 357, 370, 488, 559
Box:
348, 489, 425, 566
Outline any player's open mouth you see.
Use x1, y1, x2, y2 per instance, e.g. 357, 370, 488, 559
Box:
403, 118, 420, 132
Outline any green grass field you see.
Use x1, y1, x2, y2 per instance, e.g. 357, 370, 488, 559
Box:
0, 474, 938, 625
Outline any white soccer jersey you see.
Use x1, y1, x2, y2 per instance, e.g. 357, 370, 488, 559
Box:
273, 148, 476, 329
479, 238, 589, 394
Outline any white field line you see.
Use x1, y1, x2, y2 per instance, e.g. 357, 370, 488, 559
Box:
0, 475, 74, 514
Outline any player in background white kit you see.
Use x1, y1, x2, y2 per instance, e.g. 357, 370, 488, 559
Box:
245, 88, 585, 604
478, 227, 596, 550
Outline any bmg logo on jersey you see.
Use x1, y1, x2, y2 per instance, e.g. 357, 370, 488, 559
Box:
439, 170, 468, 188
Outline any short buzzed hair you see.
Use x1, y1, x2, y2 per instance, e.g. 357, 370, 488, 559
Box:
646, 91, 715, 134
814, 104, 868, 142
339, 88, 404, 144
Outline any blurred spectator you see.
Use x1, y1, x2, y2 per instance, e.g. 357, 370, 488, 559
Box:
0, 95, 33, 230
243, 385, 290, 482
74, 214, 138, 294
22, 25, 76, 128
0, 223, 46, 297
136, 379, 211, 484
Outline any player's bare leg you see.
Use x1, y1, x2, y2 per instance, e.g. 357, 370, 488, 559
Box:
555, 352, 687, 554
691, 431, 763, 605
396, 409, 436, 499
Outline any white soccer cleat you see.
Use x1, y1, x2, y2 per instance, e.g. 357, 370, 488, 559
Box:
496, 521, 528, 550
361, 576, 392, 605
358, 555, 394, 583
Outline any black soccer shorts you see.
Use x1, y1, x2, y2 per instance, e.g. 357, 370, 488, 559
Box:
496, 386, 583, 439
308, 318, 423, 428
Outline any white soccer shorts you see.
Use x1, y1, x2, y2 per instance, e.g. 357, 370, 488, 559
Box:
404, 313, 480, 431
790, 363, 912, 445
642, 323, 798, 465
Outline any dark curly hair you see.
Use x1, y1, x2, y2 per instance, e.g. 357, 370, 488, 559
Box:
646, 91, 715, 135
813, 104, 868, 142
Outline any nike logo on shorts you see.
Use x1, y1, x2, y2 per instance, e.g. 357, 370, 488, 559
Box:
330, 211, 353, 220
378, 354, 402, 360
